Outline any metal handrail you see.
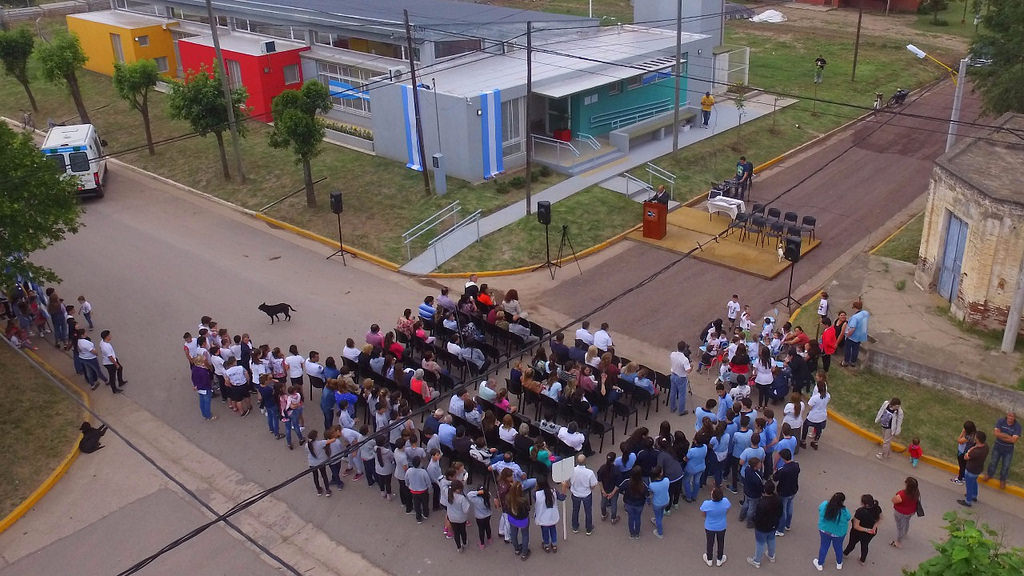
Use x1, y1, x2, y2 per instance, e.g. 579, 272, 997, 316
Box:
622, 173, 654, 198
575, 132, 600, 150
428, 209, 483, 267
590, 98, 672, 128
532, 134, 580, 157
608, 103, 676, 130
403, 201, 461, 260
646, 162, 676, 201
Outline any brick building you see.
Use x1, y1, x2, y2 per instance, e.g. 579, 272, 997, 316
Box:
915, 113, 1024, 329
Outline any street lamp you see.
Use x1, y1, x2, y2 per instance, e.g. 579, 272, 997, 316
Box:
906, 44, 968, 152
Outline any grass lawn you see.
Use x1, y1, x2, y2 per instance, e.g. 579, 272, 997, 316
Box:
637, 25, 947, 204
436, 186, 639, 272
912, 0, 987, 39
485, 0, 634, 22
874, 212, 924, 263
789, 304, 1023, 485
0, 344, 83, 519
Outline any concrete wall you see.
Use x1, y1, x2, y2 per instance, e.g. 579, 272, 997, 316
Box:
865, 346, 1024, 415
916, 165, 1024, 329
634, 0, 723, 41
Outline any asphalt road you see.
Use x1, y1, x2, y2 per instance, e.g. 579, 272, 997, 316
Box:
8, 79, 1024, 576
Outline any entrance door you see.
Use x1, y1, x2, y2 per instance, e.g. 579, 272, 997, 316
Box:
937, 212, 968, 302
110, 33, 125, 64
545, 97, 570, 135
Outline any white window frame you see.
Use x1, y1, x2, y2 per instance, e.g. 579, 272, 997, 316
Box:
501, 97, 525, 158
316, 60, 372, 116
283, 64, 300, 85
136, 34, 150, 47
154, 56, 169, 73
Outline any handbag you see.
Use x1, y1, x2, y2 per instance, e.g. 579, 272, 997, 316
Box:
915, 499, 925, 517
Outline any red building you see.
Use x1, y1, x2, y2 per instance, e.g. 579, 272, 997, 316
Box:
177, 32, 309, 122
795, 0, 921, 12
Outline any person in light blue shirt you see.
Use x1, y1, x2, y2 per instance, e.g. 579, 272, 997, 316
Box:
695, 399, 718, 431
648, 467, 671, 538
815, 492, 852, 570
729, 417, 753, 494
710, 426, 731, 488
634, 369, 657, 395
543, 379, 562, 400
700, 488, 731, 566
773, 424, 798, 470
739, 433, 766, 479
684, 441, 708, 502
715, 384, 733, 422
438, 417, 457, 449
842, 300, 870, 367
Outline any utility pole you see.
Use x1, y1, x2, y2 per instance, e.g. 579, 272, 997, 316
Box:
672, 0, 682, 152
851, 0, 864, 81
525, 21, 533, 215
945, 57, 968, 152
205, 0, 245, 183
404, 9, 430, 195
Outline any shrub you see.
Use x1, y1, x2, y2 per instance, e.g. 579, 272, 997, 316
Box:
530, 170, 540, 182
509, 175, 526, 189
494, 179, 511, 194
321, 120, 374, 141
539, 165, 553, 178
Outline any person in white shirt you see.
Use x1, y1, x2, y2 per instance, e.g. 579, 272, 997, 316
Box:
223, 357, 252, 416
77, 333, 105, 390
305, 351, 325, 391
341, 338, 361, 364
566, 454, 599, 534
593, 322, 614, 352
669, 340, 693, 416
210, 345, 227, 401
817, 292, 829, 322
98, 329, 126, 393
800, 379, 831, 450
183, 332, 198, 368
739, 305, 756, 332
285, 345, 305, 386
575, 321, 594, 346
726, 295, 741, 328
558, 422, 586, 452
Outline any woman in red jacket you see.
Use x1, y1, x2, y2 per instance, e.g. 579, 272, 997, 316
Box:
820, 318, 838, 373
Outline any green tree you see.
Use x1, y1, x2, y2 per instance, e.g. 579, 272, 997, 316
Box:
905, 512, 1024, 576
36, 31, 90, 125
167, 64, 248, 180
970, 0, 1024, 114
113, 59, 160, 155
0, 124, 82, 288
0, 27, 38, 113
268, 80, 331, 208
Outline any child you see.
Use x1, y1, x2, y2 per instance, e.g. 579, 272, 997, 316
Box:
446, 480, 472, 552
908, 438, 923, 468
467, 486, 493, 550
77, 296, 94, 330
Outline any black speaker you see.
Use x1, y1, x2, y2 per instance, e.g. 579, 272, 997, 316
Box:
330, 191, 343, 214
784, 235, 802, 263
537, 201, 551, 225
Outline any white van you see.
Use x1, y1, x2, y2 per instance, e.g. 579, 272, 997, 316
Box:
41, 124, 108, 198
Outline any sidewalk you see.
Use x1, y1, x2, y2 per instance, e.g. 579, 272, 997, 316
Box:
401, 94, 797, 274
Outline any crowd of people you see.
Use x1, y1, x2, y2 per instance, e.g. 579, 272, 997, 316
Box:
5, 275, 1019, 568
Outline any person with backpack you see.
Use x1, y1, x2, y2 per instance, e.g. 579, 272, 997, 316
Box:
874, 398, 904, 460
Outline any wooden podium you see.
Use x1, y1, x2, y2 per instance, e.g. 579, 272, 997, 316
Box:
643, 201, 667, 240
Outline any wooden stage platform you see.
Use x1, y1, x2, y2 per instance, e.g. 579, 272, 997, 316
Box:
627, 207, 821, 279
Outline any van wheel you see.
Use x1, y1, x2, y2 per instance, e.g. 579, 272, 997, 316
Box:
94, 187, 104, 199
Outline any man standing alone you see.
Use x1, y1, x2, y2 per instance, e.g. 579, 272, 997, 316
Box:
568, 454, 599, 535
814, 55, 827, 84
701, 91, 715, 128
669, 340, 692, 416
982, 412, 1020, 490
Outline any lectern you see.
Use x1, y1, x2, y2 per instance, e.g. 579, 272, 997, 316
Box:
643, 201, 667, 240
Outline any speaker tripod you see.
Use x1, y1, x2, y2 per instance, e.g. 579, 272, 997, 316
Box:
771, 260, 801, 309
536, 224, 582, 280
325, 211, 347, 266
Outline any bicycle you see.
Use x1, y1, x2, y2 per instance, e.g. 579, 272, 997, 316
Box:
885, 88, 910, 108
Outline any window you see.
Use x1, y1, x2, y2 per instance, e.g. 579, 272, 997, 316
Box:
283, 64, 300, 85
626, 75, 642, 90
501, 97, 525, 157
316, 60, 372, 115
584, 93, 598, 105
47, 154, 66, 173
608, 81, 621, 96
68, 152, 91, 173
171, 8, 227, 27
226, 59, 242, 91
136, 35, 149, 47
434, 39, 482, 59
154, 56, 169, 73
110, 34, 125, 64
235, 18, 306, 42
116, 0, 161, 15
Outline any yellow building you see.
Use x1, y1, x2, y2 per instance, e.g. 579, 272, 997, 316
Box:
67, 10, 179, 78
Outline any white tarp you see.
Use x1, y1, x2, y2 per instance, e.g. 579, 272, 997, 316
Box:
751, 9, 787, 23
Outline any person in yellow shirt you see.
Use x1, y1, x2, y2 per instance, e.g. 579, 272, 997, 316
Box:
700, 92, 715, 128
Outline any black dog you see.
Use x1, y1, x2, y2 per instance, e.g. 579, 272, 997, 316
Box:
258, 302, 296, 324
79, 421, 107, 454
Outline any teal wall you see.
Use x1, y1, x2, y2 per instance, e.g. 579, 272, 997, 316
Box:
569, 65, 688, 136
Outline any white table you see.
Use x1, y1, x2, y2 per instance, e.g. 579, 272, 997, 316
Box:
707, 197, 746, 220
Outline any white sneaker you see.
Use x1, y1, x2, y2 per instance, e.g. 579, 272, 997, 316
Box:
746, 557, 760, 568
775, 531, 785, 537
837, 562, 843, 570
767, 555, 776, 563
716, 555, 727, 567
812, 558, 823, 572
703, 554, 713, 567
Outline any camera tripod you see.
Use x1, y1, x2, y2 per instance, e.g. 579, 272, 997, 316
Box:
537, 224, 582, 280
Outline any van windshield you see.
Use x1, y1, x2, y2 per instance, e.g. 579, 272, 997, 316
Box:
68, 151, 90, 173
47, 154, 67, 173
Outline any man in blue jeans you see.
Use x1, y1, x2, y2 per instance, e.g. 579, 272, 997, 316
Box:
772, 449, 800, 535
842, 300, 869, 367
669, 340, 692, 416
568, 454, 598, 534
958, 431, 988, 507
982, 412, 1020, 490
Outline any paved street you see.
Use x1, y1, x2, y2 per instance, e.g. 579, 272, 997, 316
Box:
3, 79, 1024, 576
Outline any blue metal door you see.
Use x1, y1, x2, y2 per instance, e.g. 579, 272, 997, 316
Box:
937, 212, 968, 302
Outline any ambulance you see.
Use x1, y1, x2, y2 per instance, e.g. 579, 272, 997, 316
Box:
41, 124, 108, 198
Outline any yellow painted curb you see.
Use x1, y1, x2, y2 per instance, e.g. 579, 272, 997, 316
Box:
252, 213, 400, 271
869, 212, 921, 255
0, 349, 90, 534
425, 223, 643, 278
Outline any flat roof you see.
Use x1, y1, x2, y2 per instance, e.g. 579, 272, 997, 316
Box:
938, 113, 1024, 205
180, 31, 307, 57
426, 25, 706, 98
70, 9, 177, 29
